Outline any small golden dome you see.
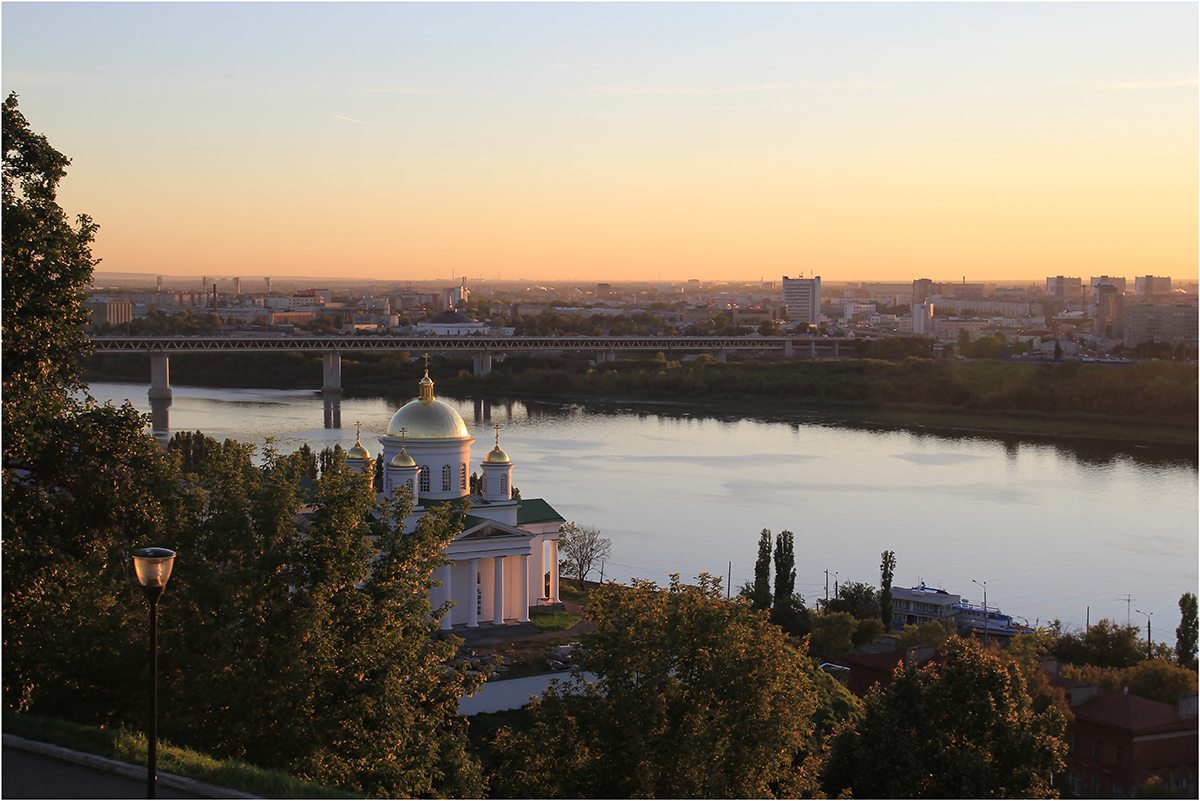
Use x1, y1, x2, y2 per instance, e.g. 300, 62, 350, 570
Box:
348, 441, 370, 460
391, 449, 416, 468
485, 445, 510, 464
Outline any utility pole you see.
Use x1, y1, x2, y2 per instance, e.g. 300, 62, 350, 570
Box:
1117, 594, 1136, 627
1136, 609, 1153, 660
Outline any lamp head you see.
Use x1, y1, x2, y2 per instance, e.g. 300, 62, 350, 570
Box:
133, 548, 176, 598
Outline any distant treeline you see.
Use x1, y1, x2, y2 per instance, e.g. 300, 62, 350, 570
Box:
84, 349, 1198, 428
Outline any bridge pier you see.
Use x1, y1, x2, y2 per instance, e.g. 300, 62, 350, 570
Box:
473, 351, 492, 376
606, 349, 616, 362
783, 339, 793, 358
148, 352, 172, 402
323, 352, 342, 393
832, 342, 840, 358
717, 350, 727, 363
810, 340, 817, 358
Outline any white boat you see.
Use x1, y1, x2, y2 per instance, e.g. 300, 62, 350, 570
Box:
953, 600, 1029, 638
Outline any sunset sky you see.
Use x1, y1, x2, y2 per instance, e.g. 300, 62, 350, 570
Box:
3, 2, 1196, 284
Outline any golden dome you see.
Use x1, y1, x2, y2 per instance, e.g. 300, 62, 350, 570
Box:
391, 449, 416, 468
386, 371, 469, 439
348, 441, 369, 460
484, 445, 510, 464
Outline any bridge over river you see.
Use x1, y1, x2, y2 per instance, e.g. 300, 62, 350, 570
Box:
89, 333, 863, 399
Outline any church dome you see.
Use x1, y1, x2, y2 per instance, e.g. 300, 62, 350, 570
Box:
484, 445, 510, 464
391, 449, 416, 468
386, 370, 469, 439
347, 441, 370, 459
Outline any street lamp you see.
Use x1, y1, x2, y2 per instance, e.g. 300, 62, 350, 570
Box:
133, 547, 176, 799
972, 579, 988, 635
1135, 609, 1153, 661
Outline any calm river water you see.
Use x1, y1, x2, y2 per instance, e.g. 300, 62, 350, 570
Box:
90, 381, 1198, 638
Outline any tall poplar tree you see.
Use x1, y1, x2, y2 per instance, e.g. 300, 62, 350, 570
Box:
752, 528, 773, 610
773, 529, 796, 611
1177, 592, 1198, 671
880, 550, 896, 630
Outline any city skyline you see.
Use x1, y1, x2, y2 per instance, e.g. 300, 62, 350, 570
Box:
4, 2, 1197, 283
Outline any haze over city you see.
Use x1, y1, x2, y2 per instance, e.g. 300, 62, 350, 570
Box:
3, 2, 1196, 284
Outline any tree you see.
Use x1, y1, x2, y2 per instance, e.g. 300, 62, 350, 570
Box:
1177, 592, 1198, 671
3, 92, 98, 467
1059, 658, 1198, 706
823, 580, 880, 621
880, 550, 896, 630
773, 529, 795, 611
893, 618, 956, 651
491, 575, 820, 798
820, 637, 1069, 798
557, 521, 611, 582
1051, 618, 1146, 669
807, 611, 858, 661
752, 528, 773, 610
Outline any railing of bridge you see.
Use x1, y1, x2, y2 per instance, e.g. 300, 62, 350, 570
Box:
87, 334, 858, 353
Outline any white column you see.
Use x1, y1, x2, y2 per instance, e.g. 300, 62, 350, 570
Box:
148, 352, 172, 401
439, 564, 453, 631
467, 558, 480, 628
323, 352, 342, 392
550, 539, 560, 604
517, 554, 530, 623
493, 556, 506, 625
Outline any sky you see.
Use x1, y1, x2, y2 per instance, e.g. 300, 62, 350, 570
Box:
3, 2, 1197, 284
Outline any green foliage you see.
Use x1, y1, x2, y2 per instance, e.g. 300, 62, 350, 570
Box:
491, 575, 820, 798
772, 529, 796, 612
752, 527, 773, 611
807, 612, 858, 661
820, 637, 1069, 798
1178, 592, 1198, 671
823, 579, 880, 621
880, 550, 896, 630
1052, 618, 1148, 669
893, 619, 956, 651
1059, 659, 1198, 706
3, 93, 99, 468
3, 712, 355, 799
529, 611, 579, 632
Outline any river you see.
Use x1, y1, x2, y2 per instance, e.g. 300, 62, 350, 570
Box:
89, 381, 1198, 638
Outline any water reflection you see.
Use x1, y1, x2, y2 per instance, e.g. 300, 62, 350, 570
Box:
323, 391, 342, 429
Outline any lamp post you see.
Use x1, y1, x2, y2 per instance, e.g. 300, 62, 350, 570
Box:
1135, 609, 1153, 661
972, 579, 988, 635
133, 548, 176, 799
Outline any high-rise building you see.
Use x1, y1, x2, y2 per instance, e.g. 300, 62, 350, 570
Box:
1090, 276, 1127, 296
265, 277, 272, 292
234, 277, 241, 295
912, 278, 934, 307
1046, 276, 1083, 300
1123, 305, 1197, 348
1135, 276, 1172, 297
1093, 285, 1124, 339
782, 276, 821, 325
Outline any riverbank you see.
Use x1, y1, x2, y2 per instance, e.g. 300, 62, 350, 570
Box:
83, 353, 1197, 446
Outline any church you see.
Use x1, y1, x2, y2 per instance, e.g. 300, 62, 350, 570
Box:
345, 370, 565, 633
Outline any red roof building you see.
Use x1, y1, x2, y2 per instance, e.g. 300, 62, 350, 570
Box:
1058, 680, 1198, 798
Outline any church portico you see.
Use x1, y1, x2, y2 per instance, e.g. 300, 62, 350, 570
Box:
366, 369, 565, 635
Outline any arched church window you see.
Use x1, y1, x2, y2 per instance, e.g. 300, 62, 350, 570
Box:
406, 478, 414, 493
385, 474, 392, 492
442, 464, 452, 492
481, 473, 488, 494
460, 463, 467, 490
500, 473, 508, 494
420, 467, 430, 493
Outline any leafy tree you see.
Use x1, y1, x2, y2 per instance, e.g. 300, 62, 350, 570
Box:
1177, 592, 1198, 671
820, 637, 1069, 798
1059, 659, 1198, 706
752, 527, 773, 610
557, 521, 611, 582
823, 580, 880, 621
772, 529, 795, 612
893, 619, 956, 651
1051, 618, 1146, 669
807, 611, 858, 661
2, 92, 98, 467
880, 550, 896, 630
491, 575, 820, 798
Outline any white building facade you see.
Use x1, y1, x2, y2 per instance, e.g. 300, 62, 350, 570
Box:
355, 371, 565, 633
